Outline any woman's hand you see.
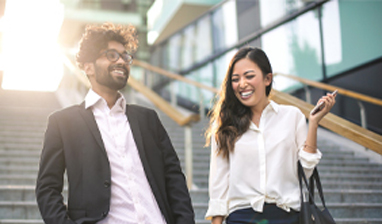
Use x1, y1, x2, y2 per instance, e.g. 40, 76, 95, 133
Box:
211, 216, 224, 224
309, 91, 337, 125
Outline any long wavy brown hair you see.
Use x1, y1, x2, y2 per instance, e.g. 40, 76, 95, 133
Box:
205, 47, 273, 158
76, 22, 138, 70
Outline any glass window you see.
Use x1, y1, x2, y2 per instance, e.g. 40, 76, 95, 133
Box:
212, 0, 238, 52
213, 49, 237, 89
168, 33, 182, 71
195, 63, 214, 107
195, 15, 213, 62
176, 71, 198, 104
181, 26, 196, 70
259, 0, 304, 28
323, 0, 382, 76
175, 64, 215, 108
261, 9, 323, 92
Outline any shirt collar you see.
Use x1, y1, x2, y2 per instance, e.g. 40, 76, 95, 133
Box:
249, 100, 279, 131
267, 100, 279, 114
84, 89, 126, 112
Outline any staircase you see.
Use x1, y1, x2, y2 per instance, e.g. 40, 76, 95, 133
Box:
1, 90, 382, 224
0, 89, 61, 224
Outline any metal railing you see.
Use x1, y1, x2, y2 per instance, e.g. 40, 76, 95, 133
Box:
132, 60, 382, 155
275, 72, 382, 135
59, 56, 382, 190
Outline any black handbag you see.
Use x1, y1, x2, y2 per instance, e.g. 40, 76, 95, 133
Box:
298, 161, 336, 224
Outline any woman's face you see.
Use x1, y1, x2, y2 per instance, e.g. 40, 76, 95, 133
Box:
231, 58, 271, 110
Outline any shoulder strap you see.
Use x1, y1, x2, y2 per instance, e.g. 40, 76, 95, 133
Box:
311, 167, 328, 208
298, 160, 328, 209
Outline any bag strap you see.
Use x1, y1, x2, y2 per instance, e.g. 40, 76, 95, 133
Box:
298, 160, 315, 203
310, 167, 328, 208
298, 160, 328, 209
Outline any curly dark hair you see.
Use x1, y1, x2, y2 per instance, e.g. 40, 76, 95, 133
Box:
205, 47, 273, 158
76, 22, 138, 70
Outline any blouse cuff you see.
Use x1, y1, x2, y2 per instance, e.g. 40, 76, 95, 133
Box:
205, 199, 228, 220
299, 148, 322, 169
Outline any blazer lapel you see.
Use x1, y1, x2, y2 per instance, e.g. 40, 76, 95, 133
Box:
126, 105, 156, 187
126, 106, 145, 156
127, 106, 172, 222
78, 102, 107, 157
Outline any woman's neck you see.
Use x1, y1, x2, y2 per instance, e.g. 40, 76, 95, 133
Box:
251, 98, 270, 125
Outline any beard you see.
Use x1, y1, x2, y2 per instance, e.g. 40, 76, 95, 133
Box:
94, 63, 129, 91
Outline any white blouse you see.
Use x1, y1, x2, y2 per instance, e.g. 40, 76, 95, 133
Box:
205, 101, 322, 220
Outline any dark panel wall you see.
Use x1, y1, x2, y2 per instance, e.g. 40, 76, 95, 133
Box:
328, 58, 382, 133
294, 57, 382, 134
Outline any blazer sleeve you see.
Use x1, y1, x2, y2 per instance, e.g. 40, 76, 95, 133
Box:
153, 112, 195, 224
35, 114, 75, 224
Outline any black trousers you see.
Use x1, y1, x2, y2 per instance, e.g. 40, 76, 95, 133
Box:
225, 203, 299, 224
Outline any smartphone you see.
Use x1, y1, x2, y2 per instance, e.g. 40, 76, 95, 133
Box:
310, 89, 338, 115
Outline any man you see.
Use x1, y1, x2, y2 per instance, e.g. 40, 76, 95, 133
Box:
36, 22, 195, 224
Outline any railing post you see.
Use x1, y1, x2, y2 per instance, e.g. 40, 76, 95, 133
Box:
198, 88, 205, 120
184, 124, 193, 189
304, 85, 311, 104
357, 100, 368, 150
357, 100, 368, 130
147, 71, 153, 89
171, 81, 177, 107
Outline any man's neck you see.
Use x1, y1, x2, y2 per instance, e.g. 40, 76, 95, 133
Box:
92, 87, 120, 109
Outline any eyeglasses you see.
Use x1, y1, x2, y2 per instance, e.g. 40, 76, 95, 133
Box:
99, 49, 133, 65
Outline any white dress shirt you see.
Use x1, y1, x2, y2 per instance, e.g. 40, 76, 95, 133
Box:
85, 89, 166, 224
205, 101, 322, 219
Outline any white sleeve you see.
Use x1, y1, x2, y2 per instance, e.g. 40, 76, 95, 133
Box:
205, 135, 230, 220
295, 110, 322, 178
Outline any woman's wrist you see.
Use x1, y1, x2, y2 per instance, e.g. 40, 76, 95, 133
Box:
304, 143, 317, 152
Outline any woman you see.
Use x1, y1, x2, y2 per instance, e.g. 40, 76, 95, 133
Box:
205, 47, 336, 224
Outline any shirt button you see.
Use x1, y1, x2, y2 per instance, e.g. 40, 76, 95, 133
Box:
102, 211, 108, 217
104, 180, 110, 188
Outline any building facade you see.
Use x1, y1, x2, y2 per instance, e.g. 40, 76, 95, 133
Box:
147, 0, 382, 133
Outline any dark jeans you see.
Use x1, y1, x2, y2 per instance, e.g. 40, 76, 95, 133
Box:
225, 203, 299, 224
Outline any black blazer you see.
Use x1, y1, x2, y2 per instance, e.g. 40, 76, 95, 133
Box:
35, 103, 195, 224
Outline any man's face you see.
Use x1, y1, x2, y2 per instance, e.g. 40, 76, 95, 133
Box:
92, 41, 130, 91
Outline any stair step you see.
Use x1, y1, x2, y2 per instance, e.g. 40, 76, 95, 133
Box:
0, 143, 42, 151
335, 218, 382, 224
0, 186, 36, 201
0, 175, 37, 185
0, 166, 38, 175
0, 219, 43, 224
0, 201, 41, 219
0, 185, 68, 201
0, 158, 40, 167
0, 151, 40, 158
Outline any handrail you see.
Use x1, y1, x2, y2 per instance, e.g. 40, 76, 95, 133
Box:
132, 60, 382, 155
133, 60, 219, 94
63, 55, 200, 127
275, 73, 382, 107
271, 90, 382, 155
128, 77, 200, 126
